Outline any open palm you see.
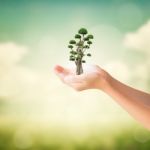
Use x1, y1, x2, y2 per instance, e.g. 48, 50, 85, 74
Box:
54, 64, 109, 91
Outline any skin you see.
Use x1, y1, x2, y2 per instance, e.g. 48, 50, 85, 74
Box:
54, 65, 150, 130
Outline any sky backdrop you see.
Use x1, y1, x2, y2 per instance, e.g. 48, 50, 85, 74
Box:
0, 0, 150, 129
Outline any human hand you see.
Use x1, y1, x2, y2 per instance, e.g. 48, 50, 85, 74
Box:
54, 64, 110, 91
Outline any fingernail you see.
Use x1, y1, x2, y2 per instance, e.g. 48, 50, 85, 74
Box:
54, 65, 64, 73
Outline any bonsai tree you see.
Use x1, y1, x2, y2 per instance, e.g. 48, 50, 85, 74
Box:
68, 28, 94, 75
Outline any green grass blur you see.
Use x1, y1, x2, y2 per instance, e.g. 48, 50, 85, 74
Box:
0, 121, 150, 150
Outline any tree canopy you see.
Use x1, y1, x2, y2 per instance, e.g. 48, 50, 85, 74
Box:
78, 28, 88, 35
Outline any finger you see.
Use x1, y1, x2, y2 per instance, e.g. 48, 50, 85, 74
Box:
54, 65, 69, 74
54, 65, 69, 82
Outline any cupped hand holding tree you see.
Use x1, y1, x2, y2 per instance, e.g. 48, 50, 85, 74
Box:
54, 64, 109, 91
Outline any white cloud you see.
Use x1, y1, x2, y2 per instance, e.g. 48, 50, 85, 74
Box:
104, 61, 130, 82
123, 21, 150, 90
0, 42, 56, 100
0, 42, 27, 67
123, 21, 150, 53
0, 42, 38, 99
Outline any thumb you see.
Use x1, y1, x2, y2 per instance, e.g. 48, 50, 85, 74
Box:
54, 65, 69, 81
54, 65, 65, 74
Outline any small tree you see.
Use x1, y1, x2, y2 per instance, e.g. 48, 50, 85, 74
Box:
68, 28, 94, 75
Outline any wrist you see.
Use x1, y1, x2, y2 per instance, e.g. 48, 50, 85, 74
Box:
96, 69, 114, 93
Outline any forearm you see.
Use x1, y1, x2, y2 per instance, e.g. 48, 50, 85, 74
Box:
100, 73, 150, 129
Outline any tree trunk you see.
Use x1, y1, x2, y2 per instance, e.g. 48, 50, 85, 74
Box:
76, 59, 83, 75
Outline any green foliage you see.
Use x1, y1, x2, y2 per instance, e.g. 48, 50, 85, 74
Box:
70, 50, 77, 55
87, 53, 91, 56
84, 37, 89, 41
68, 45, 73, 49
76, 57, 79, 61
83, 45, 89, 49
0, 124, 150, 150
78, 28, 88, 35
70, 55, 74, 58
87, 41, 92, 45
75, 34, 81, 39
68, 28, 94, 74
87, 34, 94, 39
70, 58, 75, 61
69, 40, 76, 44
76, 41, 83, 47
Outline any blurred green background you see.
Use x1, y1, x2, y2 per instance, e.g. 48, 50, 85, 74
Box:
0, 0, 150, 149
